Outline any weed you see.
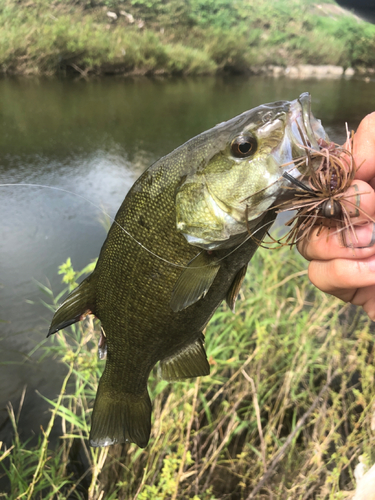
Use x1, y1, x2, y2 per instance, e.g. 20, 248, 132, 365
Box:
1, 244, 374, 498
1, 0, 375, 76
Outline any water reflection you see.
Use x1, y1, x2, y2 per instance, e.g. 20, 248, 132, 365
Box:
0, 75, 374, 441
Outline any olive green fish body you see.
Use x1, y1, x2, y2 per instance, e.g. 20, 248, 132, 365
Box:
48, 93, 328, 448
87, 137, 276, 447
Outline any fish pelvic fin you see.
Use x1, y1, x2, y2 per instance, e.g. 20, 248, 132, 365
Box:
225, 264, 248, 313
47, 275, 96, 337
160, 336, 210, 381
170, 252, 220, 312
90, 374, 151, 448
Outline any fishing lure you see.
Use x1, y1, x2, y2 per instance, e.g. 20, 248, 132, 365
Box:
261, 129, 373, 248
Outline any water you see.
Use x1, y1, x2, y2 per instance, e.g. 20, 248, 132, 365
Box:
0, 75, 374, 443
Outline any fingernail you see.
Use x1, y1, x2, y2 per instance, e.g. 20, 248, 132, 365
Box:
346, 223, 375, 248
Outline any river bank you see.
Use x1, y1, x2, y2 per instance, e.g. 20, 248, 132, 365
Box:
3, 249, 375, 499
1, 67, 375, 498
1, 0, 375, 77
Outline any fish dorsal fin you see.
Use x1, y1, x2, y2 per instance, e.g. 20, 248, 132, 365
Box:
225, 264, 248, 313
159, 336, 210, 381
170, 252, 220, 312
47, 275, 96, 337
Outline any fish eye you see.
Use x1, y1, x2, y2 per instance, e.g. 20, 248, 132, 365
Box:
230, 135, 257, 158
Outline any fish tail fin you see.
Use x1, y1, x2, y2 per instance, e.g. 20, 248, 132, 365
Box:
47, 275, 96, 337
89, 369, 151, 448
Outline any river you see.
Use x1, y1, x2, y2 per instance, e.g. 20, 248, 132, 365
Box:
0, 75, 374, 445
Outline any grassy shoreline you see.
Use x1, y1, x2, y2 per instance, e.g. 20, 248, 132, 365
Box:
1, 0, 375, 77
1, 249, 375, 499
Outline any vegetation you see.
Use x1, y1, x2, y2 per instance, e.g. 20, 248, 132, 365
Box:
1, 0, 375, 76
1, 245, 375, 499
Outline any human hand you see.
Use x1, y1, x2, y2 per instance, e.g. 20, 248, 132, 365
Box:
297, 112, 375, 320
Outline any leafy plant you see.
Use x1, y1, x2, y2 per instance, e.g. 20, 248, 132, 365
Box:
1, 0, 375, 76
1, 245, 375, 498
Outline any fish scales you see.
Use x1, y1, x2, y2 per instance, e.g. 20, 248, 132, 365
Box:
48, 93, 328, 448
92, 131, 270, 443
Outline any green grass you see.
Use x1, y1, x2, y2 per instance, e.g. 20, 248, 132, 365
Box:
1, 245, 374, 499
1, 0, 375, 76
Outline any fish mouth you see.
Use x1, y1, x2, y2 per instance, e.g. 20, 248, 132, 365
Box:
289, 92, 327, 153
266, 92, 329, 202
278, 92, 329, 183
296, 92, 327, 148
270, 92, 328, 173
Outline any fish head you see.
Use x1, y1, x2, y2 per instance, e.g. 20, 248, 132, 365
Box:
176, 92, 328, 249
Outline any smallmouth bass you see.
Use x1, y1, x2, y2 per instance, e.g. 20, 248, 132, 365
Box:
48, 93, 327, 448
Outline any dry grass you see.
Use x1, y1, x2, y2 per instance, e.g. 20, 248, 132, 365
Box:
1, 246, 375, 499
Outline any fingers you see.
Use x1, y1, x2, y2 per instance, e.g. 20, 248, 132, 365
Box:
297, 112, 375, 322
342, 181, 375, 222
350, 285, 375, 321
298, 180, 375, 261
299, 224, 375, 262
308, 256, 375, 302
352, 111, 375, 182
308, 258, 375, 320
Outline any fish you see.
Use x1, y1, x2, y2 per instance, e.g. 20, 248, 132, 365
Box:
47, 92, 328, 448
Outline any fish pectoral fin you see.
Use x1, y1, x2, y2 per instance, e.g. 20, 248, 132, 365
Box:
90, 368, 151, 448
226, 265, 248, 313
160, 336, 210, 381
170, 252, 220, 312
47, 275, 97, 337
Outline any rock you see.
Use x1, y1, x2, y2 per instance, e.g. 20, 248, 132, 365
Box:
345, 67, 355, 77
120, 10, 135, 23
107, 11, 118, 21
371, 402, 375, 431
244, 64, 364, 80
269, 65, 285, 77
353, 462, 375, 500
313, 65, 343, 77
285, 66, 300, 78
354, 456, 366, 484
285, 65, 344, 79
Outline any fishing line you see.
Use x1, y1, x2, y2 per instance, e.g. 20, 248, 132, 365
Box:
6, 140, 349, 271
0, 183, 275, 270
0, 182, 193, 268
3, 116, 351, 274
0, 133, 319, 272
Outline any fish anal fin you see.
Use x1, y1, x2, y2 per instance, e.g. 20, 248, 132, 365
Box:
160, 337, 210, 381
47, 275, 96, 337
226, 265, 248, 313
170, 252, 220, 312
90, 369, 151, 448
